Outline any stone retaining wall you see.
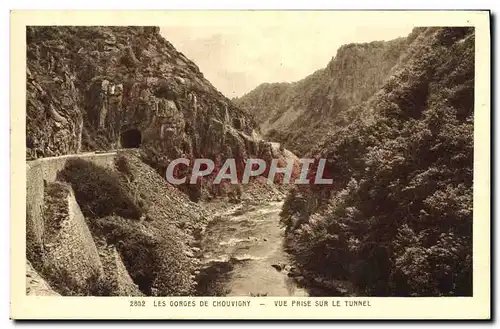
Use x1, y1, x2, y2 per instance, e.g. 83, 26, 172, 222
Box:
26, 152, 116, 259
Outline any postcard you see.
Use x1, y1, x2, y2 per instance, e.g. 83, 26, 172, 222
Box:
10, 10, 491, 320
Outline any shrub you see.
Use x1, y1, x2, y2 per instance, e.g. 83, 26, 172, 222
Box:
57, 158, 142, 219
87, 215, 195, 296
281, 27, 474, 297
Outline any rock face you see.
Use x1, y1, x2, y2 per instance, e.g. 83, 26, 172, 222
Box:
26, 26, 293, 202
26, 26, 259, 169
235, 35, 409, 155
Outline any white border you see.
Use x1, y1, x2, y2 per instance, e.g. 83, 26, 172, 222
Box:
4, 2, 496, 327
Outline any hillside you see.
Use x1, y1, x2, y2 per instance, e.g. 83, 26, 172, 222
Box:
280, 27, 474, 296
27, 26, 262, 172
25, 25, 476, 298
235, 34, 410, 155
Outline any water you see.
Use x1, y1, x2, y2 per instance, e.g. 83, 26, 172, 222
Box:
196, 201, 309, 297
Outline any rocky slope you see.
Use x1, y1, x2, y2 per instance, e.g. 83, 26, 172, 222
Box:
235, 34, 410, 155
28, 26, 302, 202
280, 27, 474, 296
26, 150, 211, 296
27, 26, 262, 172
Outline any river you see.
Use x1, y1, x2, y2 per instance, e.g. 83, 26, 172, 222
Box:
195, 201, 310, 297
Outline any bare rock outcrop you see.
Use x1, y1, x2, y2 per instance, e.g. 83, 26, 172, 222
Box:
26, 26, 260, 169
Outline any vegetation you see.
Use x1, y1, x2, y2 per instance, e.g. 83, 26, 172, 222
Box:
39, 182, 71, 242
57, 158, 142, 219
280, 27, 474, 296
43, 265, 112, 296
235, 36, 409, 156
57, 155, 199, 295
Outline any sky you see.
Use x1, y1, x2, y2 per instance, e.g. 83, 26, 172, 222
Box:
160, 16, 414, 98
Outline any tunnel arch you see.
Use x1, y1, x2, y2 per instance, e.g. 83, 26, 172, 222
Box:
120, 129, 142, 148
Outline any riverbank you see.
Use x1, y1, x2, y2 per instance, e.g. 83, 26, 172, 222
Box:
193, 196, 356, 297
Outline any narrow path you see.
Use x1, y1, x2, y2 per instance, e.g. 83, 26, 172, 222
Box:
27, 148, 142, 165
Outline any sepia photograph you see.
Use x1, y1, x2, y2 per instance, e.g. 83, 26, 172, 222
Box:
11, 10, 491, 320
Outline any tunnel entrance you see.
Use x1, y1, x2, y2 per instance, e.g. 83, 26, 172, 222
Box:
120, 129, 142, 148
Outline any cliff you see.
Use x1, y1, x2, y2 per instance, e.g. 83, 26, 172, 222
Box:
27, 26, 260, 168
235, 35, 409, 155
